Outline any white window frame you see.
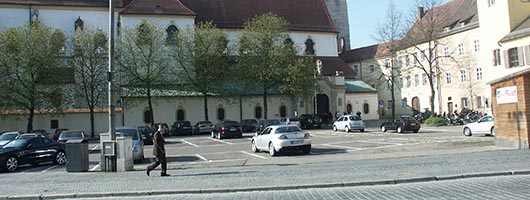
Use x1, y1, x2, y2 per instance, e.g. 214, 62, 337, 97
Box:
422, 73, 427, 85
458, 43, 465, 56
475, 67, 483, 81
446, 72, 452, 84
414, 74, 419, 86
473, 39, 480, 53
460, 69, 467, 82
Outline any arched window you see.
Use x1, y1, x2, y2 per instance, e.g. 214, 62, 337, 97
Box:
279, 106, 287, 117
363, 103, 369, 114
305, 39, 315, 55
338, 98, 343, 107
217, 108, 225, 121
166, 25, 178, 44
74, 16, 84, 31
255, 106, 262, 119
176, 109, 185, 121
346, 104, 352, 114
143, 110, 152, 124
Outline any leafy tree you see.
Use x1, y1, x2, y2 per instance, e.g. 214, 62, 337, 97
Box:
70, 27, 108, 138
116, 21, 173, 127
169, 22, 231, 121
0, 21, 67, 132
373, 1, 405, 116
236, 13, 316, 119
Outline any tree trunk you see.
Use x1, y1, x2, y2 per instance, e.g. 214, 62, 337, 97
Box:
27, 109, 34, 133
203, 93, 209, 121
89, 107, 95, 138
147, 87, 155, 127
263, 88, 268, 120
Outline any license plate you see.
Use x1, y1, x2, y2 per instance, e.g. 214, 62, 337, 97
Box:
291, 141, 303, 145
230, 128, 236, 131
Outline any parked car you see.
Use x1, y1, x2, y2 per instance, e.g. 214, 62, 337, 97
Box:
251, 124, 312, 156
298, 114, 322, 129
53, 128, 69, 141
152, 123, 169, 137
463, 115, 495, 137
29, 129, 49, 138
170, 120, 193, 136
211, 120, 242, 139
193, 121, 213, 135
255, 119, 282, 132
0, 131, 23, 147
116, 127, 144, 163
240, 119, 258, 133
381, 115, 421, 133
280, 117, 301, 127
333, 115, 365, 132
137, 126, 153, 145
16, 133, 45, 139
57, 130, 86, 143
0, 136, 66, 172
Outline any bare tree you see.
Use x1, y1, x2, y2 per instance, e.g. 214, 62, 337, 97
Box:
373, 1, 405, 117
70, 27, 108, 138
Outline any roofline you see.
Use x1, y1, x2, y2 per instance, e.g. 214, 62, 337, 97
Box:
487, 68, 530, 85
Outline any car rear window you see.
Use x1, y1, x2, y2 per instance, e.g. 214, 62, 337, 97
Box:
224, 121, 239, 127
117, 129, 139, 140
401, 117, 416, 123
275, 126, 302, 133
349, 116, 361, 121
61, 131, 83, 138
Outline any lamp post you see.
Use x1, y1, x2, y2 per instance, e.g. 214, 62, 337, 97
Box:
106, 0, 117, 172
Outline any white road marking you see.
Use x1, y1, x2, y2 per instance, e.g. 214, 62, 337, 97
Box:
89, 145, 99, 153
195, 154, 209, 162
320, 143, 363, 150
240, 151, 267, 159
208, 138, 234, 145
90, 163, 100, 172
41, 165, 58, 172
181, 139, 200, 147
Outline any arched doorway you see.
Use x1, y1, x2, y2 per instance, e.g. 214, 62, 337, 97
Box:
314, 94, 330, 124
412, 97, 421, 112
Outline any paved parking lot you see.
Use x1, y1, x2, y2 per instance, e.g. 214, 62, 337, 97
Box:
4, 125, 496, 174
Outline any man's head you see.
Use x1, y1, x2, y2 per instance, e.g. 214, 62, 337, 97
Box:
158, 123, 166, 131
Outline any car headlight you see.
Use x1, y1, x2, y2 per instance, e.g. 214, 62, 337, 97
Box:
279, 135, 288, 139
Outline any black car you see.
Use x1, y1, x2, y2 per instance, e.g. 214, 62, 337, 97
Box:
240, 119, 258, 132
381, 115, 421, 133
255, 119, 282, 132
298, 114, 322, 129
211, 120, 242, 139
171, 120, 193, 136
0, 136, 66, 172
152, 123, 169, 137
137, 126, 153, 145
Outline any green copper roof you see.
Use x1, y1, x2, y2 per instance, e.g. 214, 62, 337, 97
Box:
345, 78, 377, 93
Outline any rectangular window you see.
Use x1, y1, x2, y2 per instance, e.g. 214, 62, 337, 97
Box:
421, 50, 426, 61
401, 98, 407, 108
508, 47, 520, 67
460, 70, 467, 82
353, 65, 358, 72
443, 46, 450, 57
51, 120, 59, 129
387, 100, 393, 109
476, 67, 483, 81
385, 59, 391, 68
370, 65, 375, 73
399, 77, 404, 88
446, 73, 452, 84
414, 74, 419, 86
477, 96, 484, 108
488, 0, 495, 7
458, 43, 465, 56
493, 49, 501, 66
412, 53, 418, 64
473, 40, 480, 52
422, 73, 427, 85
405, 55, 410, 66
406, 76, 411, 87
461, 98, 469, 108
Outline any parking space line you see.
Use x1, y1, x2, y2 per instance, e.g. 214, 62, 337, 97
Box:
320, 143, 363, 150
208, 138, 234, 145
240, 151, 268, 159
181, 139, 200, 147
89, 145, 99, 153
195, 154, 209, 162
90, 163, 100, 172
41, 165, 58, 172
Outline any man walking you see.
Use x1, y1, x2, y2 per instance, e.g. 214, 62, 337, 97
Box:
147, 123, 170, 176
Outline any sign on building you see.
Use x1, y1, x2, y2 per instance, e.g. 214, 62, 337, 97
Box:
496, 86, 518, 104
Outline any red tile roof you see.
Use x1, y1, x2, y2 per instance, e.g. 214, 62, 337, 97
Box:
0, 0, 131, 7
339, 44, 379, 63
316, 56, 356, 78
178, 0, 336, 32
120, 0, 195, 16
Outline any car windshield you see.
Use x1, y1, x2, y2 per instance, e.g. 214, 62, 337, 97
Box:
117, 129, 139, 140
60, 131, 83, 138
181, 121, 191, 126
401, 117, 416, 123
2, 139, 28, 148
0, 133, 18, 140
275, 126, 302, 133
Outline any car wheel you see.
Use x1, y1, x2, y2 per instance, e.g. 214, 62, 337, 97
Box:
333, 125, 337, 132
269, 143, 276, 157
463, 127, 472, 136
345, 126, 350, 132
251, 140, 259, 153
381, 126, 387, 132
360, 129, 365, 132
5, 157, 18, 172
397, 126, 403, 134
54, 151, 67, 165
490, 127, 495, 137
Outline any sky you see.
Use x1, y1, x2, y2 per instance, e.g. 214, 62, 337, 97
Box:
347, 0, 449, 49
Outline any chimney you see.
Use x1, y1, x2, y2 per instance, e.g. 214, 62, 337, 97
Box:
418, 7, 425, 19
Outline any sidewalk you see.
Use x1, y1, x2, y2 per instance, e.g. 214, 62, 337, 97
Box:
2, 149, 530, 199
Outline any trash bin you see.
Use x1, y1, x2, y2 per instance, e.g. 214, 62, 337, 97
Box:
65, 139, 89, 172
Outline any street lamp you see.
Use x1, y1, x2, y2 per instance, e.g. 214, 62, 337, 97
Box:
106, 0, 117, 172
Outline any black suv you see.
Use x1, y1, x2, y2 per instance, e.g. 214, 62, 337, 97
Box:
380, 115, 421, 133
240, 119, 258, 132
170, 120, 193, 136
298, 114, 322, 129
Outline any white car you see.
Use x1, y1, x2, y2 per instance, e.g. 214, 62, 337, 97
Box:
251, 125, 311, 156
116, 127, 145, 163
463, 116, 494, 137
333, 115, 365, 132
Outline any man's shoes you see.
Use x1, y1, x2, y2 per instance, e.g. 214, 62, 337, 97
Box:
146, 168, 151, 176
161, 173, 170, 177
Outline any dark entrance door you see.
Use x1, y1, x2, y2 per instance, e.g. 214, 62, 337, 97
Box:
412, 97, 420, 112
315, 94, 329, 114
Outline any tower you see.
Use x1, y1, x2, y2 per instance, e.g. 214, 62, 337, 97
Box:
324, 0, 351, 52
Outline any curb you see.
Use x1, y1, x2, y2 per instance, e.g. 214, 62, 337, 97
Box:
3, 169, 530, 199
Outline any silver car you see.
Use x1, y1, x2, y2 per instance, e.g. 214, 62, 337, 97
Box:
116, 127, 145, 163
251, 125, 311, 156
333, 115, 365, 132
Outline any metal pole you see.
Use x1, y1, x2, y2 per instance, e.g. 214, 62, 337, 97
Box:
107, 0, 117, 172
